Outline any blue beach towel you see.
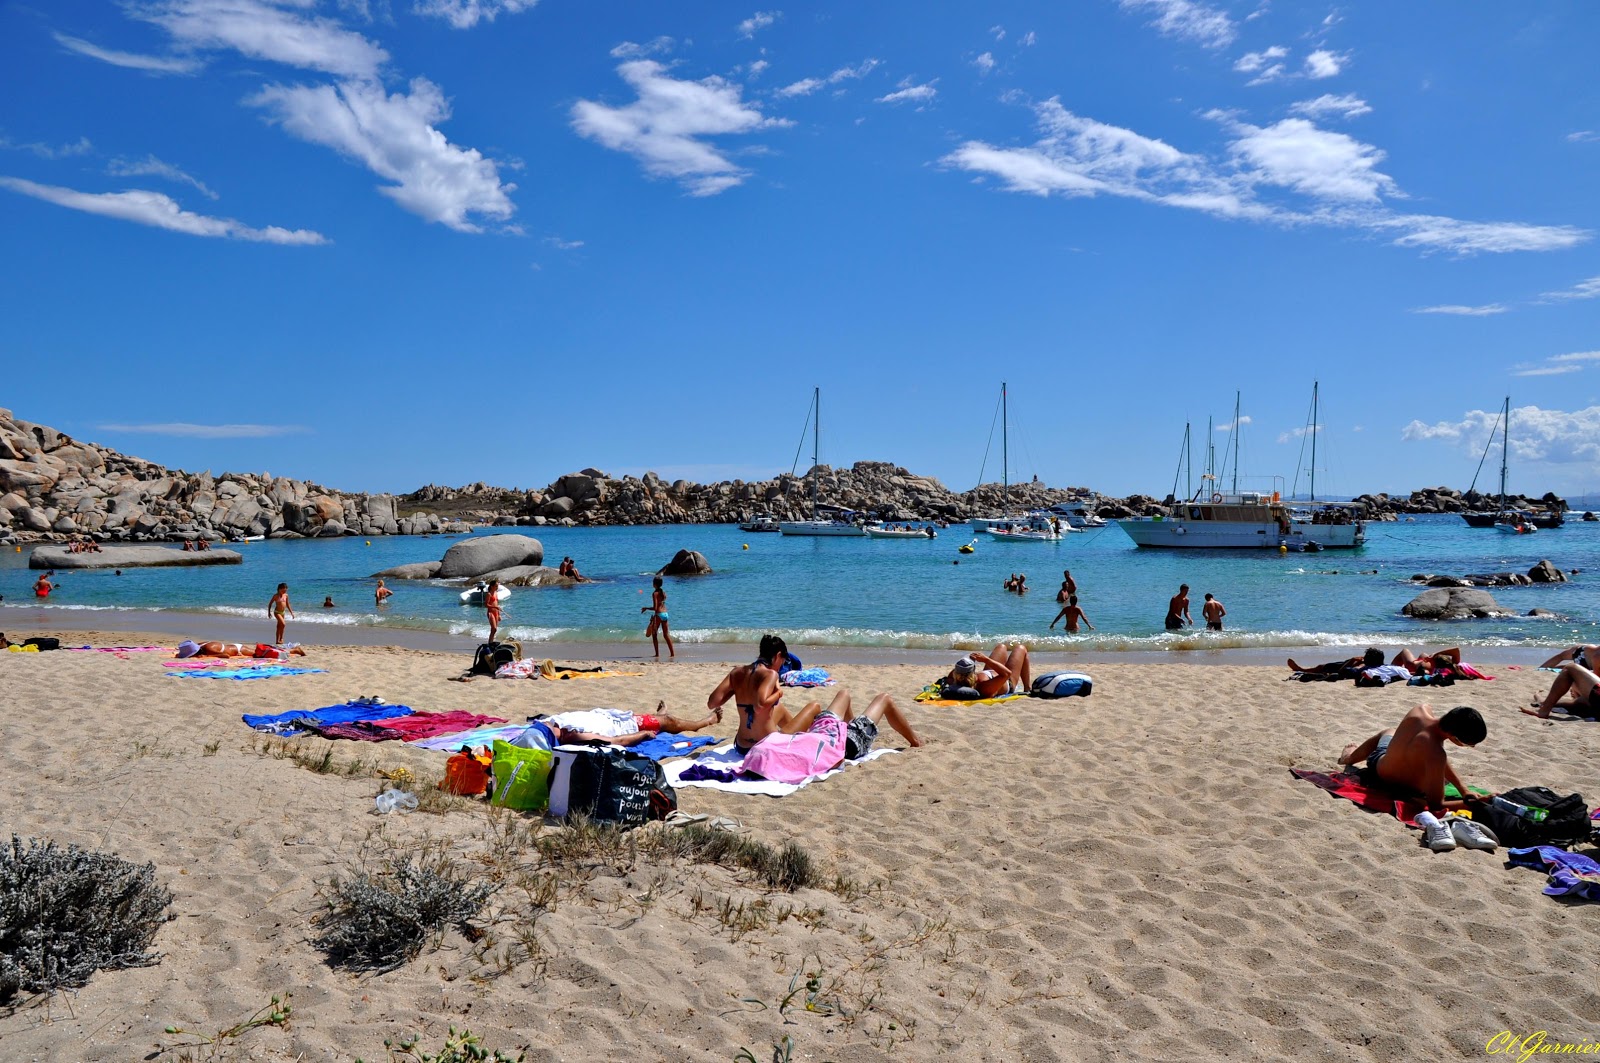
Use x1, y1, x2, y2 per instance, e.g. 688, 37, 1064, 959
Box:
623, 733, 718, 761
243, 702, 413, 737
170, 666, 327, 681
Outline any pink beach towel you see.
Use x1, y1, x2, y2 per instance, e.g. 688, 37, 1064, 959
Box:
741, 714, 847, 785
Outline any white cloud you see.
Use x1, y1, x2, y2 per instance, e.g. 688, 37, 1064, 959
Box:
1233, 45, 1286, 73
1118, 0, 1236, 49
0, 135, 94, 160
942, 98, 1589, 255
251, 77, 516, 231
973, 52, 996, 75
544, 235, 582, 250
1227, 117, 1396, 203
737, 10, 779, 38
99, 422, 310, 437
107, 155, 217, 200
1514, 365, 1584, 377
1403, 405, 1600, 465
746, 58, 769, 78
572, 60, 789, 196
1411, 304, 1507, 316
1542, 275, 1600, 301
53, 32, 202, 74
1304, 49, 1346, 79
1290, 93, 1371, 120
610, 37, 675, 59
781, 58, 881, 95
1216, 415, 1252, 432
1511, 351, 1600, 377
135, 0, 389, 79
1569, 131, 1600, 144
0, 176, 326, 244
876, 79, 938, 106
412, 0, 537, 29
1019, 31, 1037, 46
776, 77, 824, 98
1277, 424, 1320, 444
1552, 351, 1600, 363
990, 25, 1006, 41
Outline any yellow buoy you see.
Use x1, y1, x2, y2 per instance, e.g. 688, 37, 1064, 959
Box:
1279, 545, 1288, 554
743, 543, 749, 550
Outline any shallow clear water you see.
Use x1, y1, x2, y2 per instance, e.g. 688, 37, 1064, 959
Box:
3, 516, 1597, 652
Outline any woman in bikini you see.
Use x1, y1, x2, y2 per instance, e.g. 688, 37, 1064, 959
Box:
642, 576, 674, 658
268, 583, 293, 644
484, 579, 502, 642
945, 643, 1033, 698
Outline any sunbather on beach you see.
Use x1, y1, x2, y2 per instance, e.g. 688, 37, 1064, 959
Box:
525, 702, 720, 747
177, 640, 306, 659
1392, 647, 1462, 675
1287, 647, 1384, 675
708, 634, 848, 752
1524, 661, 1600, 718
945, 644, 1032, 697
1338, 704, 1489, 813
1540, 645, 1598, 670
826, 692, 923, 757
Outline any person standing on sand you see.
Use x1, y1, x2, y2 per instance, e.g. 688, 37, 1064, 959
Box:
374, 579, 393, 607
1049, 594, 1094, 633
268, 583, 294, 644
1202, 593, 1226, 631
1164, 584, 1192, 630
642, 576, 674, 658
484, 578, 503, 643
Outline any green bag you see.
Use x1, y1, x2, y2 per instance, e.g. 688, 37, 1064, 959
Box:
489, 740, 552, 811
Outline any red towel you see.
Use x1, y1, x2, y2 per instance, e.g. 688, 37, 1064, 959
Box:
1290, 768, 1430, 826
379, 711, 508, 741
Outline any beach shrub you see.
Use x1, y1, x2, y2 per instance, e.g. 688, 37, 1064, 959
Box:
363, 1025, 527, 1062
647, 826, 820, 892
315, 856, 496, 972
0, 835, 173, 1001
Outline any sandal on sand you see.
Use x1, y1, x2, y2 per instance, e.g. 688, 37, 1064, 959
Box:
707, 816, 747, 834
663, 811, 708, 827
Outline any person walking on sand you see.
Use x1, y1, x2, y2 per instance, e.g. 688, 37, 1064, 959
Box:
642, 576, 674, 658
33, 572, 55, 599
1050, 594, 1094, 634
1202, 593, 1226, 631
1164, 584, 1192, 630
484, 578, 503, 643
374, 579, 393, 607
268, 583, 294, 644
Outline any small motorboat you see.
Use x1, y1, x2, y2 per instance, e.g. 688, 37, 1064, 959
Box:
460, 581, 512, 605
986, 522, 1065, 542
738, 515, 781, 533
865, 523, 937, 539
1496, 521, 1538, 535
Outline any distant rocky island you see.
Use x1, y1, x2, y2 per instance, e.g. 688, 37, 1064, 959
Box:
0, 407, 1580, 543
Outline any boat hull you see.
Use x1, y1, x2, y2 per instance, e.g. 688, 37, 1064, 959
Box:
1115, 517, 1364, 549
779, 521, 866, 537
1463, 511, 1563, 529
865, 528, 936, 539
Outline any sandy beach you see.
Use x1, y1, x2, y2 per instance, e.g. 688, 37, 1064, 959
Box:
2, 630, 1598, 1062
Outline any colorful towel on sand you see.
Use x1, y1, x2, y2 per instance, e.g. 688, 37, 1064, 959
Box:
68, 646, 171, 653
1289, 768, 1483, 827
1507, 846, 1600, 901
409, 723, 531, 751
492, 658, 645, 680
305, 720, 402, 742
243, 702, 413, 736
780, 667, 836, 688
668, 741, 898, 797
623, 733, 719, 761
913, 685, 1028, 706
170, 666, 325, 680
378, 711, 508, 741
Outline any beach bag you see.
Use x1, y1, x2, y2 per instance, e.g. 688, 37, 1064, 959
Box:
557, 747, 665, 826
24, 637, 60, 651
1481, 787, 1594, 848
934, 677, 984, 700
742, 716, 847, 784
472, 640, 520, 676
1030, 671, 1093, 698
443, 751, 491, 797
488, 739, 552, 811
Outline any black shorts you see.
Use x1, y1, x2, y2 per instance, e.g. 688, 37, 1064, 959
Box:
844, 717, 878, 759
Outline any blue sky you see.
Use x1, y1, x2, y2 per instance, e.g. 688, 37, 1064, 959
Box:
1, 0, 1597, 499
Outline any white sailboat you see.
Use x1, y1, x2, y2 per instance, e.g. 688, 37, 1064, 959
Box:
967, 382, 1066, 536
780, 388, 866, 537
1461, 397, 1549, 533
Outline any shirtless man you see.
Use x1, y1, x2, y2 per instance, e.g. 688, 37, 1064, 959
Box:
374, 579, 393, 607
1164, 584, 1192, 630
1049, 595, 1094, 633
1202, 593, 1226, 631
1338, 704, 1489, 814
1524, 661, 1600, 719
1060, 570, 1077, 600
267, 583, 294, 643
708, 634, 849, 752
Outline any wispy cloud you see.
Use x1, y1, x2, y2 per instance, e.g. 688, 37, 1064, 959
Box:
1304, 49, 1346, 79
1404, 405, 1600, 465
746, 59, 769, 78
251, 78, 516, 232
1411, 304, 1507, 316
412, 0, 538, 29
1541, 275, 1600, 301
1234, 45, 1287, 83
1569, 130, 1600, 144
1019, 31, 1037, 47
99, 423, 311, 438
53, 31, 202, 74
0, 135, 94, 160
1216, 415, 1252, 432
610, 37, 674, 59
572, 60, 790, 196
990, 25, 1006, 41
107, 155, 217, 200
1290, 93, 1371, 120
776, 58, 880, 97
876, 78, 938, 106
737, 10, 779, 39
0, 176, 326, 244
1518, 350, 1600, 375
1276, 424, 1320, 444
134, 0, 389, 80
941, 97, 1588, 255
1513, 365, 1584, 377
544, 235, 582, 250
1118, 0, 1236, 49
973, 52, 996, 75
1552, 351, 1600, 363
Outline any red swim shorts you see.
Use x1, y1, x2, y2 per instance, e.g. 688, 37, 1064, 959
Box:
635, 714, 662, 732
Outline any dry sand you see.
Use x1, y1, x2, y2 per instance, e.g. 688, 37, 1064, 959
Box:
2, 631, 1598, 1062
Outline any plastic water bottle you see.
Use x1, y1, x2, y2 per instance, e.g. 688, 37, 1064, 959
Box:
1489, 795, 1548, 823
374, 790, 419, 815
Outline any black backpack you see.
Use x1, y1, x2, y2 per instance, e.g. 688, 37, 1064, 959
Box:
564, 747, 675, 827
1478, 786, 1593, 849
470, 641, 519, 676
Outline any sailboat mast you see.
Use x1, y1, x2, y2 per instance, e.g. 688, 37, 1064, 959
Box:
1499, 395, 1509, 510
1230, 391, 1241, 496
812, 386, 820, 520
1001, 382, 1009, 510
1309, 381, 1318, 502
1186, 422, 1193, 501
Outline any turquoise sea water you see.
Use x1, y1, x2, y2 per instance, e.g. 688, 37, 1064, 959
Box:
3, 517, 1597, 652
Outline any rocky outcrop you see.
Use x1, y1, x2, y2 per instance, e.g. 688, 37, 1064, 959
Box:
1401, 587, 1515, 620
658, 549, 712, 576
435, 534, 544, 579
1409, 560, 1571, 587
371, 561, 443, 580
479, 565, 576, 588
30, 544, 242, 569
1528, 559, 1568, 584
0, 408, 469, 544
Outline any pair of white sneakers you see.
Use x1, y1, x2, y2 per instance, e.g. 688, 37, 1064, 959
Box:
1422, 813, 1498, 852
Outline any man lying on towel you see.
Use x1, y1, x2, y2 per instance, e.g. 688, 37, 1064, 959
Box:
177, 639, 306, 660
1338, 704, 1491, 814
521, 703, 719, 748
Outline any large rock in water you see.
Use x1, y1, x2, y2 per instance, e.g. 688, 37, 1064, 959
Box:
436, 533, 544, 579
372, 561, 443, 580
478, 564, 575, 587
658, 549, 712, 576
30, 544, 242, 569
1528, 559, 1568, 584
1401, 587, 1513, 620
